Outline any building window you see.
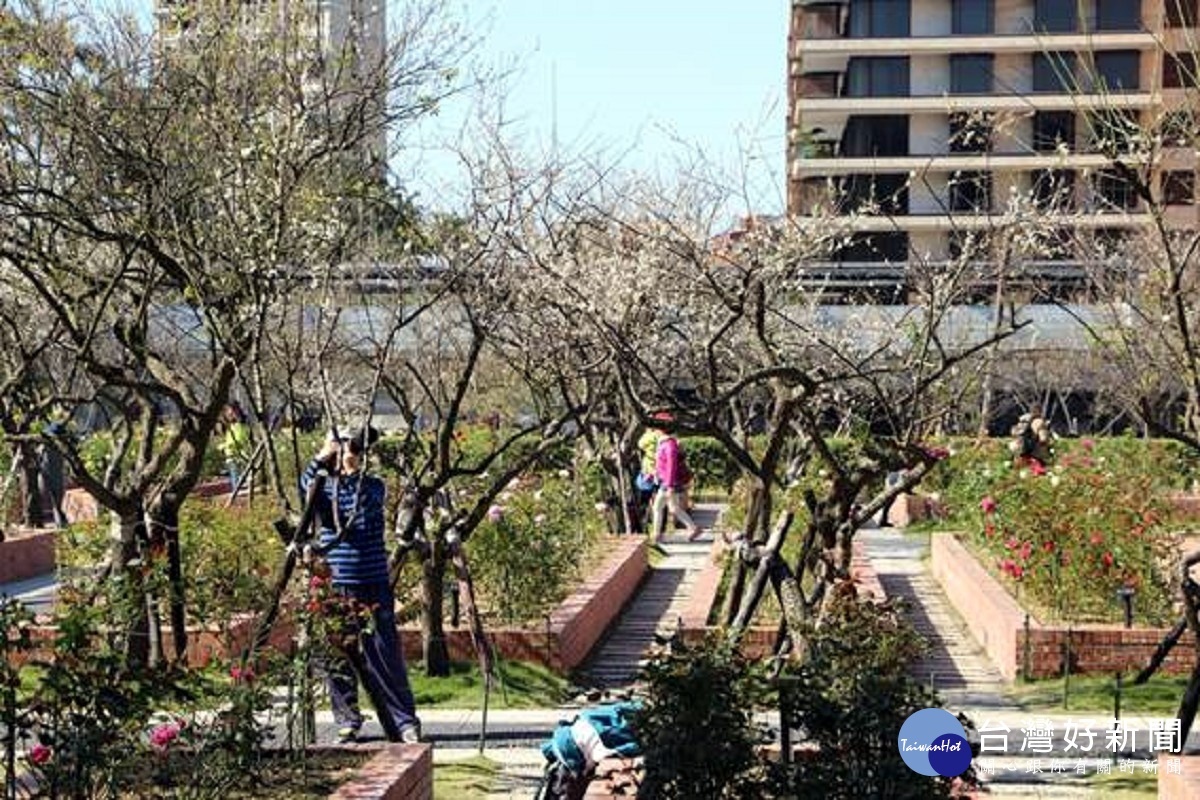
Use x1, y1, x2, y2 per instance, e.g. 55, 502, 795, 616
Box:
1092, 51, 1140, 90
848, 0, 911, 37
1095, 0, 1141, 30
1166, 0, 1198, 28
1092, 169, 1137, 210
846, 57, 910, 97
949, 112, 992, 153
837, 232, 910, 263
950, 54, 993, 94
1035, 0, 1076, 31
1164, 52, 1198, 88
1086, 108, 1140, 153
949, 171, 992, 212
840, 174, 909, 215
1164, 171, 1195, 205
1033, 170, 1076, 210
841, 115, 909, 157
952, 0, 993, 34
1160, 110, 1197, 147
1033, 111, 1076, 152
1032, 53, 1077, 92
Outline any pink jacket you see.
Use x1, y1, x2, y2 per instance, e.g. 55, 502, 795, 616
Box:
655, 436, 682, 489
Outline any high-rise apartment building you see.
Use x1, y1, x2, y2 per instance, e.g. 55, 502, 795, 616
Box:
787, 0, 1199, 301
155, 0, 388, 169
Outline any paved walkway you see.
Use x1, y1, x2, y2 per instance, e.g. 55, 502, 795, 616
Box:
860, 527, 1194, 796
579, 503, 724, 689
0, 571, 56, 614
859, 527, 1013, 712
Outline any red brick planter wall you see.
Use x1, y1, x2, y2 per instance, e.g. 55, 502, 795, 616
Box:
401, 536, 648, 671
64, 480, 242, 525
328, 743, 432, 800
932, 533, 1196, 680
679, 536, 886, 657
886, 493, 933, 528
0, 528, 56, 584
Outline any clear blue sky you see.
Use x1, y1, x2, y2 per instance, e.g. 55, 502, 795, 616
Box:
406, 1, 790, 219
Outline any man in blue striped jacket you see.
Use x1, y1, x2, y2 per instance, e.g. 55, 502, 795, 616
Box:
303, 428, 420, 744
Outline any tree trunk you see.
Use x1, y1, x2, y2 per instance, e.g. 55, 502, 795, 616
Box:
18, 443, 43, 528
109, 508, 150, 670
149, 496, 188, 663
422, 540, 450, 676
721, 477, 770, 625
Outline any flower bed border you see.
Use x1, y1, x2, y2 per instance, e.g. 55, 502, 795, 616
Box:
931, 532, 1196, 680
401, 536, 648, 672
326, 742, 432, 800
0, 527, 56, 585
1158, 752, 1198, 799
678, 535, 885, 659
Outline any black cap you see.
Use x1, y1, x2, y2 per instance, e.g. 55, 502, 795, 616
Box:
345, 426, 381, 455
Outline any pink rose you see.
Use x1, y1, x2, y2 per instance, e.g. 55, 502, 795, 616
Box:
150, 722, 182, 751
486, 505, 505, 523
230, 665, 256, 684
1080, 438, 1095, 451
979, 496, 997, 515
28, 744, 51, 766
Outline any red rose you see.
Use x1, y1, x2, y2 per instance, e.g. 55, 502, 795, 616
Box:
28, 744, 51, 766
1102, 552, 1114, 568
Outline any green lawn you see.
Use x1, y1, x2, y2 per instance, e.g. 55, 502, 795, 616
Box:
410, 660, 571, 709
433, 756, 500, 799
1009, 673, 1190, 715
1086, 768, 1158, 798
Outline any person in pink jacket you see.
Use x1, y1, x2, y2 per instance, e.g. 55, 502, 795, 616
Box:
652, 434, 700, 543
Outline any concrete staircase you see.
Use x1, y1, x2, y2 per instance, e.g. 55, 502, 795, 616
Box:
859, 528, 1014, 711
579, 503, 724, 689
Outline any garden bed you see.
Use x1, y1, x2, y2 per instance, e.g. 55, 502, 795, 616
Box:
932, 533, 1196, 680
1158, 752, 1198, 800
0, 526, 56, 584
402, 536, 648, 671
329, 743, 432, 800
678, 535, 885, 658
63, 479, 243, 524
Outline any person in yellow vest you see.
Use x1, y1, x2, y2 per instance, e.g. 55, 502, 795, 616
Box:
218, 403, 251, 493
634, 422, 664, 533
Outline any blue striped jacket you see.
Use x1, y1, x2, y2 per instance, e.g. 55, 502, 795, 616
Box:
301, 460, 390, 586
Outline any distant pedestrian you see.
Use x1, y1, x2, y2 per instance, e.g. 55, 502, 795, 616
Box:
652, 430, 700, 543
635, 420, 665, 532
39, 422, 67, 528
219, 403, 251, 492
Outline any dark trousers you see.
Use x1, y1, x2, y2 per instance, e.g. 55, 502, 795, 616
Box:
325, 582, 419, 736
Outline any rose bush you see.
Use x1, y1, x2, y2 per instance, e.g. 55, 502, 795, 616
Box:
467, 475, 606, 624
966, 440, 1177, 624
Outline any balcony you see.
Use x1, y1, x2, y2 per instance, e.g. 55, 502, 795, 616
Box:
790, 152, 1147, 176
795, 91, 1154, 114
793, 31, 1156, 55
841, 212, 1152, 233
